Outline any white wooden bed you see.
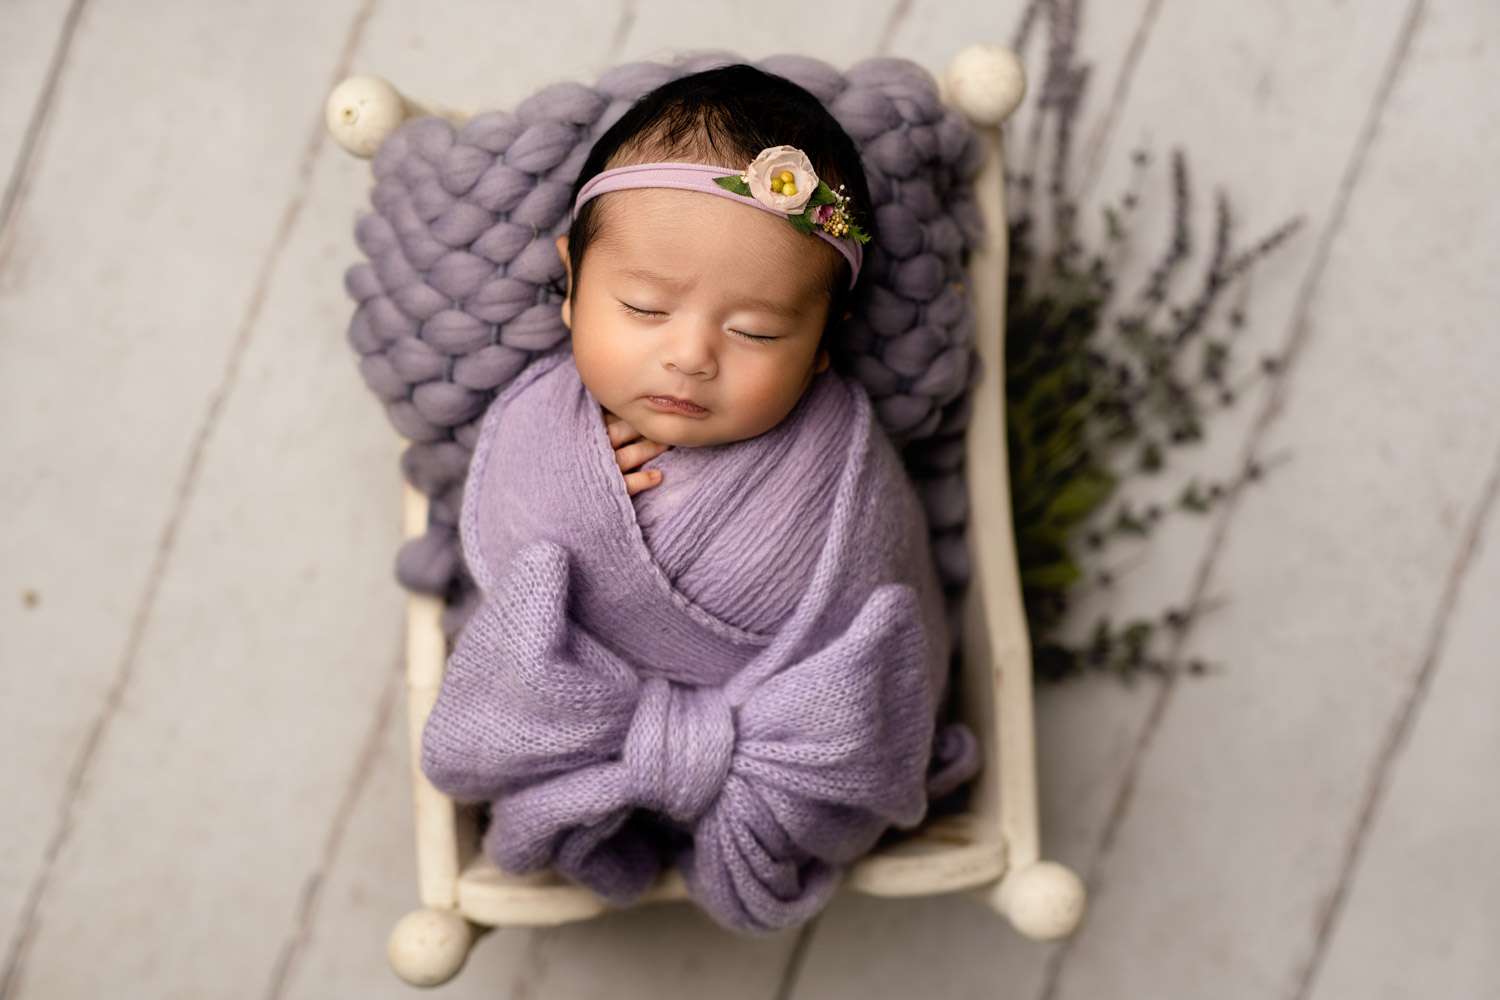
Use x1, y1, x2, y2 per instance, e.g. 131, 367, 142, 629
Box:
323, 44, 1086, 987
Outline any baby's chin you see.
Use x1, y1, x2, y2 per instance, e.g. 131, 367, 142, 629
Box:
633, 406, 756, 448
636, 412, 723, 447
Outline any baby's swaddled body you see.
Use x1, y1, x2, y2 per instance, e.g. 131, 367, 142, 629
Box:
630, 352, 913, 650
421, 343, 978, 932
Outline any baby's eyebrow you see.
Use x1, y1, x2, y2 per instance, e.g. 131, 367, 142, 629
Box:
730, 293, 802, 319
619, 265, 691, 290
618, 265, 803, 319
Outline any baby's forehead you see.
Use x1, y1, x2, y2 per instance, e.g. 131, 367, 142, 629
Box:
592, 189, 838, 300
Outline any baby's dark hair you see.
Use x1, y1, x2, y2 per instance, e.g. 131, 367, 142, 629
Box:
561, 64, 876, 370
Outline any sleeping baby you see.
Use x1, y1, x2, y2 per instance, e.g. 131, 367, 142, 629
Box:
420, 63, 980, 934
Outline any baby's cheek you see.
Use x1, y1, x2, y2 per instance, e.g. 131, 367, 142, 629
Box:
570, 328, 615, 399
740, 372, 811, 429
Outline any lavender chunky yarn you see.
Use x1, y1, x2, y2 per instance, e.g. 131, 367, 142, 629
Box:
343, 51, 988, 647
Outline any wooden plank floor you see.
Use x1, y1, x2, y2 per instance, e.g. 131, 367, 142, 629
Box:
2, 1, 1494, 997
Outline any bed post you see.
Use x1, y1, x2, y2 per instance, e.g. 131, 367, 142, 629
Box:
385, 483, 483, 986
943, 44, 1087, 941
325, 78, 486, 986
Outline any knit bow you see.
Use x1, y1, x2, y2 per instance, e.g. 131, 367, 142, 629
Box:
420, 538, 939, 932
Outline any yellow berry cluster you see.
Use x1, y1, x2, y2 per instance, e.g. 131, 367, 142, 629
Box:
769, 169, 798, 197
823, 183, 852, 236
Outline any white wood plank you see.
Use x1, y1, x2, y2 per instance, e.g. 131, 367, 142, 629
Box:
1026, 0, 1420, 984
0, 0, 368, 991
1297, 5, 1500, 997
1309, 476, 1500, 998
7, 172, 403, 998
882, 0, 1158, 202
1048, 2, 1500, 997
1053, 0, 1419, 660
6, 0, 669, 991
278, 675, 546, 999
0, 0, 74, 193
338, 0, 625, 113
616, 0, 900, 67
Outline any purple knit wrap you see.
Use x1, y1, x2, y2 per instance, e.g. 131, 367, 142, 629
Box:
420, 345, 980, 933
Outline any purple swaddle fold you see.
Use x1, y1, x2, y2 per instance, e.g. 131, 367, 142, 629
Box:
420, 343, 980, 933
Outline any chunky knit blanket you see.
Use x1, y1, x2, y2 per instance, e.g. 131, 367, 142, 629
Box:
345, 51, 987, 650
420, 345, 980, 933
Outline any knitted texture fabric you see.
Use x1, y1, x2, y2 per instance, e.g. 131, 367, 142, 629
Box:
420, 345, 981, 933
342, 50, 987, 647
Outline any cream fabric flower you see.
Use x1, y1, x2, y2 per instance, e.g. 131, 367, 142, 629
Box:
743, 145, 817, 214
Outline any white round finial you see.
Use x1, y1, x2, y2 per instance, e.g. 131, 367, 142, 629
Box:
387, 908, 474, 987
325, 75, 409, 158
997, 861, 1087, 940
941, 44, 1027, 127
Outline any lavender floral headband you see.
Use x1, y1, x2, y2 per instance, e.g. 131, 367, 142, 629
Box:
570, 145, 869, 290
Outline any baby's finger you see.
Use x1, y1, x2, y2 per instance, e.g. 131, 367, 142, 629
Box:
615, 439, 670, 471
605, 416, 644, 447
623, 468, 663, 496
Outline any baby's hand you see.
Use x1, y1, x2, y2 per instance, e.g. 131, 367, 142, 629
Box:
603, 409, 670, 496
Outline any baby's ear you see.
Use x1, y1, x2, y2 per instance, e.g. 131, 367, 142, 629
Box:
554, 234, 572, 329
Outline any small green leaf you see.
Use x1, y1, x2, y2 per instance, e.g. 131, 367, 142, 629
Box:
1103, 206, 1123, 241
1022, 559, 1082, 588
714, 175, 751, 196
809, 180, 837, 206
1043, 469, 1114, 528
787, 211, 816, 234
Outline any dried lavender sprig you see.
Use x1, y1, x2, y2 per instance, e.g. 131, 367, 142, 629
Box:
1047, 62, 1090, 264
1133, 148, 1193, 323
1076, 447, 1293, 564
1217, 215, 1307, 286
1165, 188, 1233, 347
1010, 0, 1047, 56
999, 0, 1306, 681
1023, 0, 1086, 293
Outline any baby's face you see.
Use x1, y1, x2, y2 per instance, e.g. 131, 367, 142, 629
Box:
556, 187, 838, 448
